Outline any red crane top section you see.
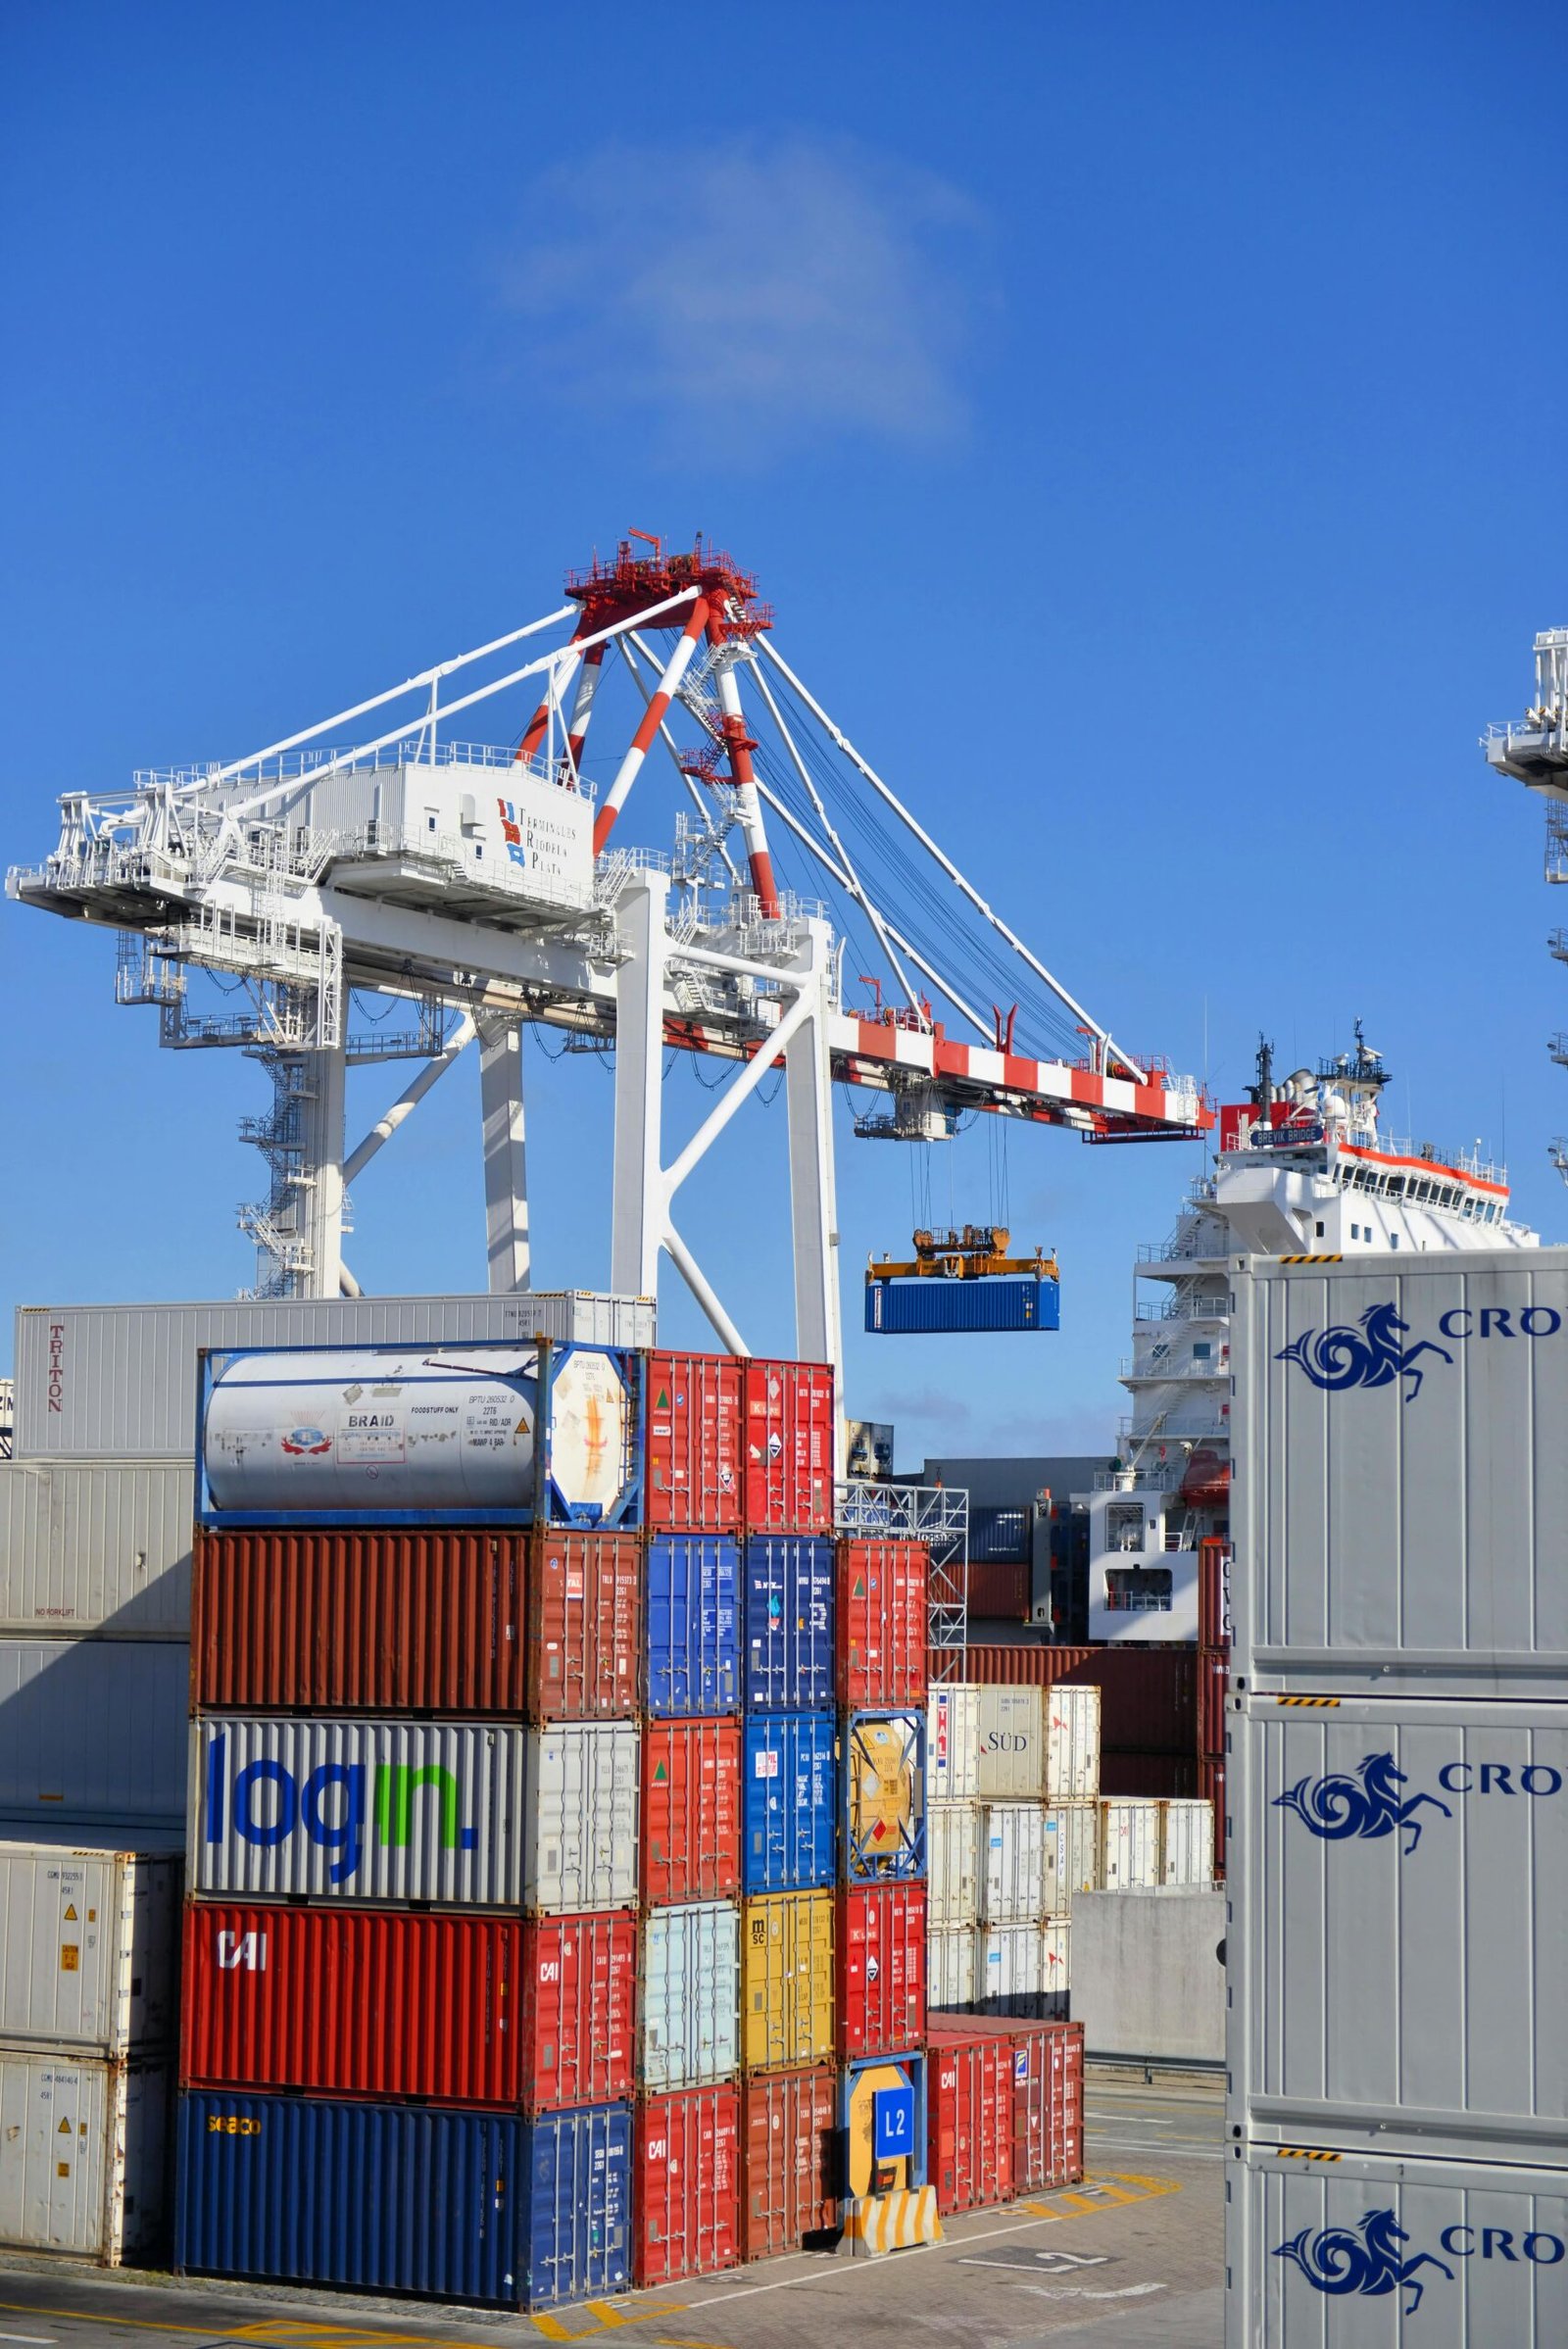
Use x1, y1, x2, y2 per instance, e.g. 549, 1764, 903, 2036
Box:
565, 533, 773, 640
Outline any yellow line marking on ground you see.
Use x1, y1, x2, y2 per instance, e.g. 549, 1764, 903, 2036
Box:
0, 2299, 512, 2349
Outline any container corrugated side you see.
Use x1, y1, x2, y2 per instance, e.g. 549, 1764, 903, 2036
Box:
1229, 1693, 1568, 2164
0, 1842, 179, 2055
0, 1640, 187, 1826
15, 1293, 655, 1461
741, 1891, 834, 2074
1225, 2141, 1568, 2348
742, 1713, 836, 1893
966, 1559, 1030, 1620
1010, 2017, 1085, 2192
190, 1716, 527, 1906
742, 1537, 834, 1710
523, 1531, 641, 1721
640, 1719, 742, 1906
979, 1802, 1047, 1925
837, 1884, 924, 2059
928, 1926, 977, 2008
927, 1799, 981, 1928
978, 1925, 1067, 2020
741, 1360, 834, 1534
180, 1904, 636, 2111
175, 2091, 634, 2308
1161, 1798, 1214, 1884
1042, 1803, 1101, 1912
865, 1274, 1057, 1335
644, 1538, 740, 1717
1101, 1798, 1162, 1889
522, 1723, 639, 1913
973, 1686, 1048, 1800
0, 2052, 168, 2264
740, 2066, 837, 2260
928, 2031, 1013, 2214
0, 1461, 192, 1636
639, 1902, 740, 2091
837, 1539, 928, 1708
1044, 1685, 1100, 1799
644, 1351, 742, 1534
634, 2085, 740, 2284
1231, 1249, 1568, 1696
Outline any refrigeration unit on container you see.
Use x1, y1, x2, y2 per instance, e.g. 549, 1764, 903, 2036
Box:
927, 1924, 977, 2009
837, 1884, 925, 2059
928, 2031, 1013, 2215
0, 1840, 180, 2056
741, 1891, 834, 2074
0, 2051, 168, 2264
926, 1799, 981, 1928
1225, 2140, 1568, 2349
14, 1292, 655, 1462
837, 1539, 927, 1708
742, 1712, 837, 1893
0, 1459, 192, 1636
1042, 1803, 1101, 1913
175, 2092, 633, 2310
843, 1711, 925, 1882
180, 1905, 636, 2111
640, 1719, 741, 1905
0, 1639, 187, 1827
644, 1537, 740, 1717
1160, 1798, 1214, 1885
195, 1342, 644, 1530
742, 1537, 834, 1710
634, 2084, 740, 2284
741, 1359, 834, 1534
1101, 1798, 1162, 1890
740, 2065, 837, 2260
864, 1273, 1058, 1335
1230, 1248, 1568, 1697
643, 1350, 742, 1533
1229, 1693, 1568, 2164
980, 1803, 1048, 1926
639, 1902, 741, 2092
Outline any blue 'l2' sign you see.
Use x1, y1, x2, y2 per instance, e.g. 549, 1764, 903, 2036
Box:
873, 2084, 915, 2161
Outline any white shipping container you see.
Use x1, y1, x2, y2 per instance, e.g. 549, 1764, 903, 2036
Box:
1042, 1803, 1101, 1911
0, 1461, 193, 1637
1044, 1685, 1101, 1800
14, 1291, 657, 1461
979, 1802, 1048, 1925
640, 1901, 740, 2090
1231, 1249, 1568, 1696
927, 1925, 977, 2009
926, 1684, 982, 1801
1226, 2140, 1568, 2347
1041, 1917, 1070, 2000
1161, 1799, 1214, 1885
0, 1841, 180, 2054
926, 1800, 982, 1928
973, 1686, 1047, 1799
1101, 1798, 1162, 1890
190, 1716, 528, 1906
0, 1641, 187, 1826
522, 1723, 639, 1914
0, 2051, 168, 2264
978, 1923, 1067, 2016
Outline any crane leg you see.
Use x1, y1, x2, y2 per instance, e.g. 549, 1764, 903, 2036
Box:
478, 1014, 531, 1294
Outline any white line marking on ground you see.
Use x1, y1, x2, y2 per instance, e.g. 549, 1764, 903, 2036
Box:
0, 2332, 58, 2343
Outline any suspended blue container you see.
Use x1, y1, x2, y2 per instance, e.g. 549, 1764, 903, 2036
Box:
742, 1536, 835, 1710
644, 1537, 740, 1716
864, 1276, 1059, 1335
743, 1711, 837, 1892
176, 2092, 631, 2311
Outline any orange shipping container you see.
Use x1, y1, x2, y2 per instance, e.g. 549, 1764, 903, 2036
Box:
739, 2067, 838, 2261
641, 1719, 743, 1905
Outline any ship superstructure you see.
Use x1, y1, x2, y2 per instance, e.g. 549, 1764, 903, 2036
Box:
1081, 1026, 1536, 1641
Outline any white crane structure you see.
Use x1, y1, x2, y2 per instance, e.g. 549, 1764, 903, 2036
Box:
1485, 625, 1568, 1183
8, 537, 1207, 1391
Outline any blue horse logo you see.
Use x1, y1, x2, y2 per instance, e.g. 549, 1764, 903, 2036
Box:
1275, 2209, 1453, 2314
1273, 1751, 1452, 1855
1276, 1302, 1452, 1401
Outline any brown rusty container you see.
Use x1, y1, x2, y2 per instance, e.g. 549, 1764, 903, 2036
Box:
522, 1527, 642, 1721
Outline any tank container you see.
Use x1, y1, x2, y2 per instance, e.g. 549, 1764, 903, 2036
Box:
742, 1536, 834, 1710
644, 1537, 740, 1717
634, 2084, 740, 2284
842, 1710, 925, 1883
640, 1718, 742, 1906
0, 1639, 187, 1826
639, 1901, 740, 2091
741, 1891, 834, 2074
0, 1460, 192, 1636
0, 2052, 167, 2264
0, 1840, 179, 2055
742, 1712, 837, 1893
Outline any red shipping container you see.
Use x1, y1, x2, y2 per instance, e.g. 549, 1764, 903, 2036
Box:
963, 1642, 1198, 1756
837, 1540, 927, 1707
742, 1359, 835, 1533
641, 1718, 743, 1905
524, 1530, 642, 1720
1007, 2018, 1085, 2192
739, 2067, 838, 2261
180, 1903, 636, 2111
1100, 1748, 1199, 1798
837, 1884, 925, 2059
1199, 1537, 1231, 1651
635, 2085, 741, 2284
1200, 1755, 1227, 1878
645, 1350, 743, 1532
1198, 1648, 1228, 1759
191, 1526, 528, 1714
928, 2031, 1015, 2215
965, 1559, 1030, 1622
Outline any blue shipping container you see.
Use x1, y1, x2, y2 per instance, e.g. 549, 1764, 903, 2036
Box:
743, 1712, 837, 1892
176, 2093, 631, 2310
743, 1536, 835, 1709
969, 1505, 1030, 1563
864, 1275, 1059, 1335
644, 1538, 740, 1716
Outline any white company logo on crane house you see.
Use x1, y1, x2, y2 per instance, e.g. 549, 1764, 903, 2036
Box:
1276, 1299, 1563, 1400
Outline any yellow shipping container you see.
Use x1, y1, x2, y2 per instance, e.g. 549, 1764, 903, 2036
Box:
742, 1890, 834, 2073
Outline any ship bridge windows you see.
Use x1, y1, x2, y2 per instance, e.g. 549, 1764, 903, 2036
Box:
1104, 1564, 1173, 1614
1106, 1502, 1146, 1551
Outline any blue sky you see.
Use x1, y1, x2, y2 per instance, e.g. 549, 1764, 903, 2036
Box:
3, 1, 1565, 1464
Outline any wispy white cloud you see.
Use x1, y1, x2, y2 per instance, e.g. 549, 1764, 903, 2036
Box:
499, 135, 990, 459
